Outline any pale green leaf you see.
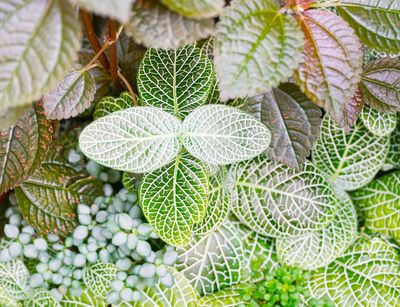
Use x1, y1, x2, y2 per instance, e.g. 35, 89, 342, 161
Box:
0, 288, 20, 307
182, 105, 271, 165
199, 286, 246, 307
79, 107, 182, 173
360, 105, 397, 137
382, 119, 400, 171
93, 92, 134, 119
83, 262, 118, 300
61, 288, 107, 307
0, 259, 29, 300
0, 0, 81, 113
24, 290, 60, 307
160, 0, 224, 20
215, 0, 304, 100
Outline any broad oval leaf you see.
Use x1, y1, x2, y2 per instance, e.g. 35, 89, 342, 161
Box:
214, 0, 304, 100
25, 290, 60, 307
359, 58, 400, 113
176, 221, 244, 295
337, 0, 400, 54
227, 156, 338, 238
308, 237, 400, 306
70, 0, 134, 23
0, 103, 58, 194
199, 286, 246, 307
182, 105, 271, 165
83, 262, 118, 299
61, 288, 107, 307
0, 259, 29, 300
128, 1, 214, 49
138, 45, 214, 119
93, 92, 134, 119
360, 105, 397, 137
294, 9, 363, 125
160, 0, 224, 20
0, 0, 81, 113
43, 64, 96, 120
313, 115, 389, 191
382, 119, 400, 171
244, 83, 322, 170
79, 107, 182, 173
351, 171, 400, 244
140, 153, 208, 246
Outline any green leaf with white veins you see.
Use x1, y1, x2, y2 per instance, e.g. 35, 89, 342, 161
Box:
227, 156, 338, 238
61, 288, 107, 307
138, 44, 214, 118
0, 0, 81, 114
0, 259, 29, 300
214, 0, 304, 100
182, 105, 271, 165
360, 105, 397, 137
140, 153, 208, 247
24, 290, 60, 307
382, 119, 400, 171
160, 0, 224, 20
199, 286, 246, 307
83, 262, 118, 299
93, 92, 134, 119
79, 107, 182, 173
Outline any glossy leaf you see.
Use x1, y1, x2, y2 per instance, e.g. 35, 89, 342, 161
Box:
341, 87, 364, 133
382, 119, 400, 171
214, 0, 304, 100
83, 262, 118, 299
182, 105, 271, 165
360, 105, 397, 137
313, 115, 389, 191
160, 0, 224, 20
140, 153, 208, 246
70, 0, 134, 23
244, 83, 321, 170
79, 107, 182, 173
25, 290, 60, 307
0, 0, 81, 113
61, 288, 107, 307
294, 9, 363, 124
93, 92, 134, 119
0, 259, 29, 300
199, 286, 246, 307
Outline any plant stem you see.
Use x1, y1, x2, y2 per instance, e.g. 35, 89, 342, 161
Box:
108, 19, 121, 90
118, 71, 138, 106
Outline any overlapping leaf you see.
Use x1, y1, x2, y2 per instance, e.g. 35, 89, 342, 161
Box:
199, 286, 246, 307
214, 0, 304, 100
70, 0, 134, 23
0, 288, 19, 307
0, 0, 81, 113
83, 262, 118, 299
0, 259, 29, 300
294, 9, 363, 124
160, 0, 224, 20
61, 288, 106, 307
200, 38, 220, 104
25, 290, 60, 307
360, 105, 397, 137
93, 92, 134, 119
382, 119, 400, 170
341, 88, 364, 133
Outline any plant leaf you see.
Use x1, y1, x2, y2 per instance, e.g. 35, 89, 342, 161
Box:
313, 115, 389, 191
127, 1, 214, 49
0, 0, 81, 113
360, 105, 397, 137
93, 92, 134, 119
176, 221, 244, 295
294, 9, 363, 124
0, 103, 58, 194
160, 0, 224, 20
244, 83, 322, 170
227, 155, 338, 238
337, 0, 400, 54
340, 87, 364, 133
0, 259, 29, 300
121, 172, 137, 193
199, 286, 246, 307
138, 44, 214, 119
61, 288, 107, 307
25, 290, 60, 307
214, 0, 304, 100
307, 237, 400, 306
140, 153, 208, 246
43, 64, 96, 120
182, 105, 271, 165
359, 57, 400, 113
79, 107, 182, 173
83, 262, 118, 300
382, 119, 400, 171
0, 288, 19, 307
200, 38, 221, 105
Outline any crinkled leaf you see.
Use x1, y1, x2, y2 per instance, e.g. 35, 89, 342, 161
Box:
294, 9, 363, 124
61, 288, 107, 307
340, 87, 364, 133
160, 0, 224, 20
93, 92, 134, 119
199, 286, 246, 307
382, 119, 400, 171
313, 115, 389, 191
25, 290, 60, 307
244, 83, 321, 170
79, 107, 182, 173
140, 153, 208, 246
0, 0, 81, 113
360, 105, 397, 137
337, 0, 400, 54
0, 259, 29, 300
227, 155, 338, 238
0, 103, 58, 194
176, 221, 244, 295
182, 105, 271, 165
128, 1, 214, 49
83, 262, 118, 299
215, 0, 304, 100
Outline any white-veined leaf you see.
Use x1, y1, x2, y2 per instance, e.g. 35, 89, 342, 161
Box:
0, 288, 20, 307
61, 288, 107, 307
313, 115, 389, 191
0, 259, 29, 300
24, 290, 60, 307
360, 105, 397, 137
199, 285, 246, 307
93, 92, 134, 119
182, 105, 271, 165
382, 119, 400, 171
79, 107, 182, 173
70, 0, 134, 23
160, 0, 224, 20
0, 0, 81, 113
227, 155, 338, 238
83, 262, 118, 299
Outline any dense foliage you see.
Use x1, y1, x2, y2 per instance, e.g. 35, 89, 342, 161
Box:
0, 0, 399, 306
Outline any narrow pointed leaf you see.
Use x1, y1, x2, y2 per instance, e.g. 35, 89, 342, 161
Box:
160, 0, 224, 20
93, 92, 134, 119
360, 105, 397, 137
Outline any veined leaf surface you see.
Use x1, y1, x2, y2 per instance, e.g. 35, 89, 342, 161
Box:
199, 286, 246, 307
61, 288, 107, 307
24, 290, 60, 307
70, 0, 134, 23
160, 0, 224, 20
93, 92, 134, 119
0, 259, 29, 300
83, 262, 118, 300
341, 87, 364, 133
382, 119, 400, 171
360, 105, 397, 137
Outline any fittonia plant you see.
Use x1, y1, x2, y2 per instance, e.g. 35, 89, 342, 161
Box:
0, 0, 399, 306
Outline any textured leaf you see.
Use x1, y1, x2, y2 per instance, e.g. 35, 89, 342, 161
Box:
351, 171, 400, 244
201, 38, 221, 105
0, 259, 29, 300
15, 160, 102, 236
313, 115, 389, 191
182, 105, 271, 165
176, 221, 244, 295
360, 105, 397, 137
308, 237, 400, 306
359, 58, 400, 113
121, 172, 137, 193
83, 262, 118, 299
276, 190, 357, 270
0, 103, 58, 194
160, 0, 224, 19
0, 0, 81, 113
93, 92, 134, 119
199, 286, 246, 307
340, 87, 364, 133
140, 153, 208, 246
0, 105, 31, 131
0, 288, 20, 307
61, 288, 107, 307
382, 119, 400, 171
227, 156, 338, 238
79, 107, 182, 173
70, 0, 134, 23
294, 9, 363, 124
128, 1, 214, 49
214, 0, 304, 100
24, 290, 60, 307
244, 83, 322, 170
43, 64, 96, 120
337, 0, 400, 54
138, 45, 214, 119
